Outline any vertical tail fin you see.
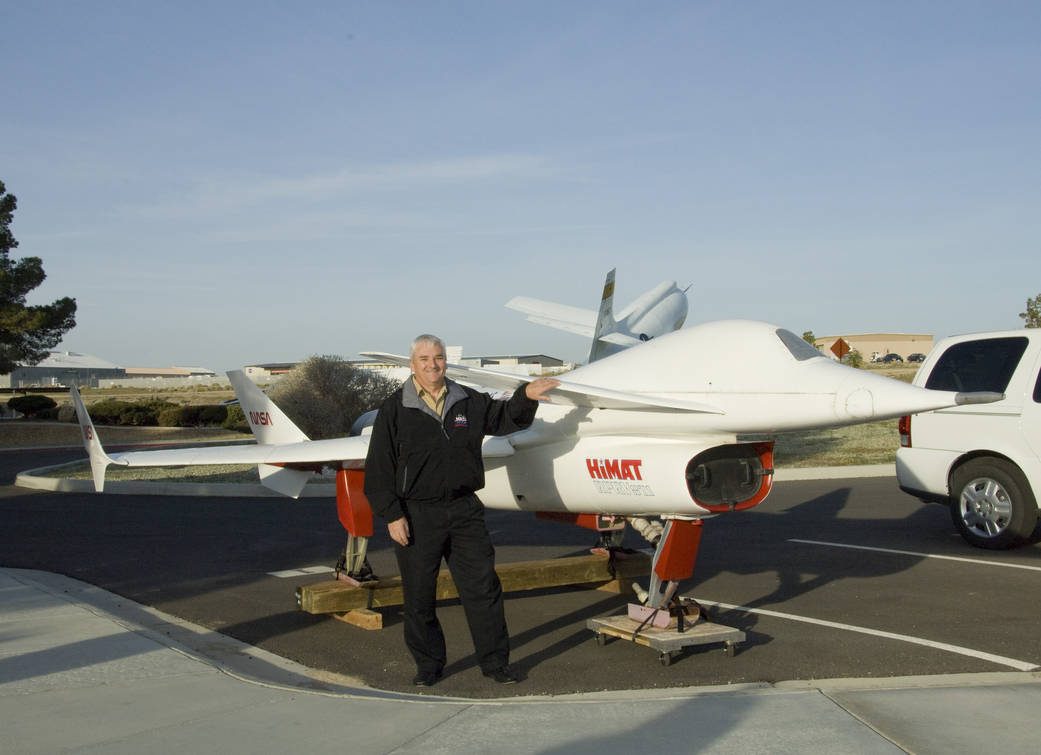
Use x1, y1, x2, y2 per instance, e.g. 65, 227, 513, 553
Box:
227, 370, 309, 444
587, 268, 618, 363
69, 385, 112, 492
226, 369, 312, 498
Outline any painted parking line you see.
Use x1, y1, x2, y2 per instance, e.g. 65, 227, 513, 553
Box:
694, 598, 1040, 672
788, 539, 1041, 572
268, 565, 336, 578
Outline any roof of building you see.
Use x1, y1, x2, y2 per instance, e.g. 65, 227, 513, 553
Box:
26, 352, 122, 370
245, 363, 298, 371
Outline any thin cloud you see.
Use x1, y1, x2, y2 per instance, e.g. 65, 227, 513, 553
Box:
122, 154, 557, 222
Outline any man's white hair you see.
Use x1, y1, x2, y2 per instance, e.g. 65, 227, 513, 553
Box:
410, 333, 445, 358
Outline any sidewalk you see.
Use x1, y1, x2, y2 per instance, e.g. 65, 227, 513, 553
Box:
3, 567, 1039, 754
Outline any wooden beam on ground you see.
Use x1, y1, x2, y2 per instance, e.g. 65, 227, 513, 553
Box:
296, 552, 650, 616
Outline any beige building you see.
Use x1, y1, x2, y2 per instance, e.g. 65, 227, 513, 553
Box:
814, 333, 934, 361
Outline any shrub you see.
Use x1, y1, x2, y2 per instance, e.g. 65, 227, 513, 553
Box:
119, 405, 159, 426
7, 394, 58, 418
57, 404, 77, 423
156, 406, 181, 427
842, 350, 865, 369
197, 405, 227, 425
156, 404, 228, 427
268, 355, 397, 439
222, 405, 249, 433
80, 399, 133, 425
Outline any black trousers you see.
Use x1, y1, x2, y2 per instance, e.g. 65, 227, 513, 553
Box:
394, 494, 509, 673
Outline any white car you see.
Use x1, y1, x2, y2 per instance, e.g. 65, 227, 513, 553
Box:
896, 329, 1041, 549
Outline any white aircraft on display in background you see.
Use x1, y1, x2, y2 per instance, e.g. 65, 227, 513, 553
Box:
69, 306, 1002, 618
506, 268, 690, 362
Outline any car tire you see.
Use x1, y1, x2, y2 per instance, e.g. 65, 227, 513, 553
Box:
949, 459, 1038, 549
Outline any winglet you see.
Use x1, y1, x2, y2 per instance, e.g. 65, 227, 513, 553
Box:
69, 385, 113, 492
587, 268, 618, 363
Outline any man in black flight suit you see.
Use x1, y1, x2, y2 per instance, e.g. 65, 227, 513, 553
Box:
363, 334, 559, 687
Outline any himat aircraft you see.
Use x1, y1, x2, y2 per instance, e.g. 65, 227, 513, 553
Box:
69, 304, 1001, 616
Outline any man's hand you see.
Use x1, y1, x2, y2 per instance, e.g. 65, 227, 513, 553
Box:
388, 516, 411, 546
525, 377, 560, 402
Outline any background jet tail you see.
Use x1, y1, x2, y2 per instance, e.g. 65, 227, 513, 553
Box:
587, 268, 618, 363
69, 385, 113, 492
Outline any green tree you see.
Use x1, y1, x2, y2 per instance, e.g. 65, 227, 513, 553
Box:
1019, 294, 1041, 328
0, 181, 77, 374
801, 330, 817, 347
842, 349, 864, 369
267, 355, 397, 439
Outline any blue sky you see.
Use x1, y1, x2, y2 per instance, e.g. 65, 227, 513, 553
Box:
3, 1, 1039, 372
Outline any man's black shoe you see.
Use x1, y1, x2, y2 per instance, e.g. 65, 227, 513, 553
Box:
482, 665, 519, 684
412, 669, 442, 687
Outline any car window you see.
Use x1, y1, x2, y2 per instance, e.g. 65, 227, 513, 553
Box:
925, 337, 1028, 393
1034, 363, 1041, 403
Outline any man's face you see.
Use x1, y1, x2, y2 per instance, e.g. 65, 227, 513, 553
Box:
410, 341, 446, 394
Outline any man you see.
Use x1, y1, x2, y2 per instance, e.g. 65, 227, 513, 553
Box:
364, 334, 558, 687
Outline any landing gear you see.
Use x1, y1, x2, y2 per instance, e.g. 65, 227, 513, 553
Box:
334, 468, 377, 584
335, 534, 377, 584
587, 516, 746, 663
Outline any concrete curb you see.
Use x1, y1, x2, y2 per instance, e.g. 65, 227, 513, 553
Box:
15, 462, 336, 497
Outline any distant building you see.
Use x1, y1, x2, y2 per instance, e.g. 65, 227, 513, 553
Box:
243, 363, 297, 384
461, 354, 568, 376
0, 351, 124, 388
99, 364, 223, 389
815, 333, 934, 361
123, 366, 216, 379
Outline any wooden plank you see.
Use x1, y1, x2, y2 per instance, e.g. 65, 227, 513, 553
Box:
333, 608, 383, 630
297, 552, 650, 615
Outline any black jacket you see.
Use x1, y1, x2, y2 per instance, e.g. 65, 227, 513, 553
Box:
363, 378, 538, 522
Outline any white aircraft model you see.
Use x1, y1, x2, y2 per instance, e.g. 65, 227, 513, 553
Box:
506, 268, 689, 362
69, 319, 1001, 615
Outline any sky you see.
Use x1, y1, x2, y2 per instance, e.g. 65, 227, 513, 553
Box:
3, 1, 1040, 373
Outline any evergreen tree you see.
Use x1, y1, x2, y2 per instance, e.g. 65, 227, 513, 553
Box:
0, 181, 77, 374
1019, 294, 1041, 328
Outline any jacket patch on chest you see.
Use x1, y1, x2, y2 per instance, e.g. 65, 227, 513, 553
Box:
453, 414, 469, 429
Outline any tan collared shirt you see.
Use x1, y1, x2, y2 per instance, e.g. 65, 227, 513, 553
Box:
412, 377, 447, 418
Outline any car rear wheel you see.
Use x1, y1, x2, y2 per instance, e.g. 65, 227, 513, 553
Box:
949, 459, 1038, 549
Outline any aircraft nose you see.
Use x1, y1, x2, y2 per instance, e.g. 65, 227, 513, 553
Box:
836, 372, 980, 422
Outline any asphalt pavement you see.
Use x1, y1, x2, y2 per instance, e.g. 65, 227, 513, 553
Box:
5, 566, 1041, 754
4, 447, 1041, 753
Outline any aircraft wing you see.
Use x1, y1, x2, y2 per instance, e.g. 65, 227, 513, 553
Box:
360, 352, 724, 414
105, 436, 371, 469
504, 297, 597, 337
105, 433, 516, 467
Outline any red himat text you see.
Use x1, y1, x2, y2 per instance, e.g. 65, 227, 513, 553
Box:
586, 458, 643, 481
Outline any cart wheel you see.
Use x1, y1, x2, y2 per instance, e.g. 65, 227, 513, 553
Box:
595, 632, 606, 647
659, 651, 672, 667
724, 641, 735, 657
